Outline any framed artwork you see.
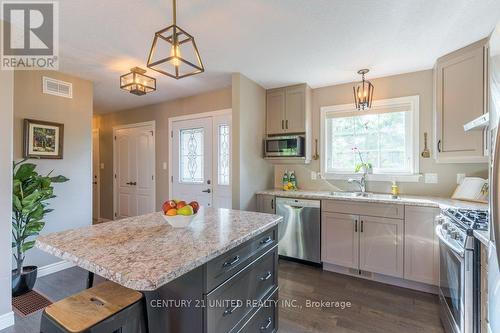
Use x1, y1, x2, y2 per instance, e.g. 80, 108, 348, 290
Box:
23, 119, 64, 159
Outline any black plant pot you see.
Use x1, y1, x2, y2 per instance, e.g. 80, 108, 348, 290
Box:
12, 266, 38, 297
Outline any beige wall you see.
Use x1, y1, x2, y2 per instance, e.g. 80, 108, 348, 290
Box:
96, 87, 231, 219
274, 70, 488, 197
13, 70, 93, 267
0, 67, 14, 323
232, 74, 274, 210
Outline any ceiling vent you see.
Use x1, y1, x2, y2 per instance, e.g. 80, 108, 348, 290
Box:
42, 76, 73, 98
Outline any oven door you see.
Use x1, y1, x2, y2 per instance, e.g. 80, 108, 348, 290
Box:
438, 236, 465, 333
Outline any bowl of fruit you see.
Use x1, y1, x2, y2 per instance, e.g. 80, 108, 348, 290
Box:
161, 199, 200, 228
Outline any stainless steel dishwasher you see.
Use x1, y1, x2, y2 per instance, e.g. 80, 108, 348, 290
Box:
276, 197, 321, 264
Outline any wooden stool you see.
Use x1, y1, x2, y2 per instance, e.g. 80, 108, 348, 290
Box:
40, 281, 147, 333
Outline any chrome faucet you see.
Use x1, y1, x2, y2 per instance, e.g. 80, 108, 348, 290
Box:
348, 175, 366, 193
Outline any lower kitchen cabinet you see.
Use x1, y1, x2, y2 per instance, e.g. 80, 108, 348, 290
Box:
256, 194, 276, 214
404, 206, 440, 285
321, 212, 359, 269
359, 216, 404, 278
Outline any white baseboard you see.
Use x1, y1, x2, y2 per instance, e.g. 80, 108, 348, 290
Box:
0, 311, 14, 330
38, 260, 75, 278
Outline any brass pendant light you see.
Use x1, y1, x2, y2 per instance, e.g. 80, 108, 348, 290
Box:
120, 67, 156, 96
353, 69, 374, 110
147, 0, 204, 79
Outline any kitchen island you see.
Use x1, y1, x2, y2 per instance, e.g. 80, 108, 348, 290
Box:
36, 208, 282, 333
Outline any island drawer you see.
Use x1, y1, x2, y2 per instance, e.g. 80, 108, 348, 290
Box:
321, 200, 404, 219
237, 287, 278, 333
206, 227, 277, 292
205, 246, 278, 333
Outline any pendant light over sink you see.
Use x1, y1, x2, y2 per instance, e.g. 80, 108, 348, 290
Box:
147, 0, 204, 79
353, 69, 374, 110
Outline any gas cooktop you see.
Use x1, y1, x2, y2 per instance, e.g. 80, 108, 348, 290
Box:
442, 208, 489, 231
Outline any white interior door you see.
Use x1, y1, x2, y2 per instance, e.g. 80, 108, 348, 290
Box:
92, 129, 100, 221
114, 124, 155, 219
172, 118, 213, 207
171, 113, 232, 209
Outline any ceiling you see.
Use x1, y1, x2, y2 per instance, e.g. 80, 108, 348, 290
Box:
57, 0, 500, 113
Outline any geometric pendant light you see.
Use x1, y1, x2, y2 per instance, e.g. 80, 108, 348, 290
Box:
147, 0, 204, 79
353, 69, 374, 111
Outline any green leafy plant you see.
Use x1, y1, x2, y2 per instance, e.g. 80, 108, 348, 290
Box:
12, 160, 68, 275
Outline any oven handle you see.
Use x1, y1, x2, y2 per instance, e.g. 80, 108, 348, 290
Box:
435, 225, 465, 258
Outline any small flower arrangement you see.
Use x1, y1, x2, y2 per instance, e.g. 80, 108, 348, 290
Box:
352, 147, 373, 174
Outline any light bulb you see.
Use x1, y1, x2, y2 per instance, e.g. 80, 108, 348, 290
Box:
170, 44, 181, 67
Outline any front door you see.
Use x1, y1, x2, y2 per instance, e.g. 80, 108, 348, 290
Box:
114, 124, 155, 219
171, 114, 231, 209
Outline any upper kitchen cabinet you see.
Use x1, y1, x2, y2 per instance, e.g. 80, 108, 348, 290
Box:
434, 38, 489, 163
266, 84, 311, 135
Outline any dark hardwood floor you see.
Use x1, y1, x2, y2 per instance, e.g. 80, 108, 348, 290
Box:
1, 260, 444, 333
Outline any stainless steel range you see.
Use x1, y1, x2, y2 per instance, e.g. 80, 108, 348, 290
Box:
435, 208, 488, 333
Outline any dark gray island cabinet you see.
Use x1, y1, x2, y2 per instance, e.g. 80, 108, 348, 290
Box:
36, 208, 282, 333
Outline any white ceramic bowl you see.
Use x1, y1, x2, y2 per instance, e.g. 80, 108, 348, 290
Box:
161, 213, 197, 228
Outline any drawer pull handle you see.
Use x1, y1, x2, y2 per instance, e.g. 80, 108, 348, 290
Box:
259, 236, 273, 245
260, 271, 272, 281
223, 255, 240, 268
260, 317, 272, 330
223, 305, 239, 316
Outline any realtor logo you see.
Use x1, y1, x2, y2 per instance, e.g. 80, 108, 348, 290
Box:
1, 1, 59, 70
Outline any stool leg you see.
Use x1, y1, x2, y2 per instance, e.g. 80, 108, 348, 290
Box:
87, 272, 94, 289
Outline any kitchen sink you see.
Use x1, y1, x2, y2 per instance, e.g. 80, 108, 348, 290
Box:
330, 191, 397, 200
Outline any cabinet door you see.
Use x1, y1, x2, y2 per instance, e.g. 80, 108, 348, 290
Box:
404, 206, 440, 285
435, 40, 487, 163
266, 89, 286, 135
284, 85, 306, 133
359, 216, 404, 278
256, 194, 275, 214
321, 212, 359, 269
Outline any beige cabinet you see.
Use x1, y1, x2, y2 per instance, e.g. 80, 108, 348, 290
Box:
321, 212, 359, 269
404, 206, 440, 285
359, 216, 404, 278
266, 84, 310, 135
434, 38, 488, 163
256, 194, 275, 214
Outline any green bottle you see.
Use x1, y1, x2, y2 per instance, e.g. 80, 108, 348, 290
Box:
290, 171, 297, 190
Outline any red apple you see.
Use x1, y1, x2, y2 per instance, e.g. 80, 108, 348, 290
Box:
189, 201, 200, 213
176, 201, 187, 209
162, 200, 176, 212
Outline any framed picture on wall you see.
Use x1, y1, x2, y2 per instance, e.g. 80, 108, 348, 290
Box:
23, 119, 64, 159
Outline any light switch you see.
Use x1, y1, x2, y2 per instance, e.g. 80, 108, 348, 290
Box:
162, 162, 167, 170
424, 173, 438, 184
457, 173, 466, 184
100, 163, 104, 170
311, 171, 317, 180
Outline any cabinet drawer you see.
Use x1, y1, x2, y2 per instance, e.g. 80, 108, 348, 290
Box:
206, 247, 278, 333
321, 200, 403, 219
206, 228, 277, 292
237, 288, 278, 333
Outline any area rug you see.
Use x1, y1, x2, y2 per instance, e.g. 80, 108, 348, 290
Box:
12, 290, 52, 317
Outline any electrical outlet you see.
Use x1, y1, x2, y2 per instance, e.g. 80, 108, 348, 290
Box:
311, 171, 317, 180
457, 173, 466, 184
424, 173, 438, 184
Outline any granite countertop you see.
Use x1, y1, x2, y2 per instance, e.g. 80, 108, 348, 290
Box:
36, 208, 282, 291
256, 189, 489, 210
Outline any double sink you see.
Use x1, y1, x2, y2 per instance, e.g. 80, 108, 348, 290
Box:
329, 191, 397, 200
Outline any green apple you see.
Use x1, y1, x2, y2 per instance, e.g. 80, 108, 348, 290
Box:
177, 205, 194, 216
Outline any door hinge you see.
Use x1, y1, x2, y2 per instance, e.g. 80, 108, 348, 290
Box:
150, 130, 154, 136
170, 131, 173, 138
152, 175, 154, 181
114, 136, 116, 140
114, 212, 117, 217
114, 173, 117, 179
171, 176, 173, 182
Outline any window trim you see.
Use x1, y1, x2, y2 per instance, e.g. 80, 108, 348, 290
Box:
320, 95, 420, 182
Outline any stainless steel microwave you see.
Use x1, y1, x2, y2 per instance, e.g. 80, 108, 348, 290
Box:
264, 135, 305, 158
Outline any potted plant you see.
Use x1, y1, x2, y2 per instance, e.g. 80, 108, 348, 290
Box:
11, 160, 68, 297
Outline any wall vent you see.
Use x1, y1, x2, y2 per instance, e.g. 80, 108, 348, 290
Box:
42, 76, 73, 98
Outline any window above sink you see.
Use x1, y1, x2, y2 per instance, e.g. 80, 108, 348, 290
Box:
320, 95, 421, 182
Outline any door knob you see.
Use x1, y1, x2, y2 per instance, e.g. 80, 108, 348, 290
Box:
202, 189, 211, 193
126, 182, 132, 185
131, 182, 137, 186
